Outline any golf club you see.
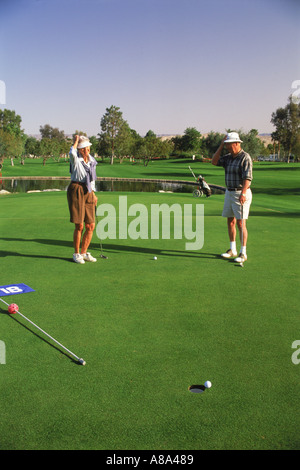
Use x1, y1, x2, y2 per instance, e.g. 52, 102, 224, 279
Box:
240, 203, 244, 267
95, 209, 108, 259
0, 297, 86, 365
188, 165, 197, 180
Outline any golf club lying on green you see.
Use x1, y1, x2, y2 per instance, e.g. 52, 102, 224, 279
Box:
0, 297, 86, 365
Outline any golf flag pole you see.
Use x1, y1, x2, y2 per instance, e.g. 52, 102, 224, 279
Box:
0, 297, 86, 365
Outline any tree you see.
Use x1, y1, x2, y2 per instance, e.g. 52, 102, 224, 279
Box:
143, 130, 158, 157
287, 97, 300, 161
171, 127, 202, 155
0, 129, 24, 163
142, 131, 173, 159
271, 96, 300, 161
271, 107, 288, 160
24, 136, 40, 156
202, 132, 224, 158
114, 122, 134, 160
99, 105, 129, 164
181, 127, 202, 153
131, 130, 146, 159
0, 109, 25, 166
88, 135, 99, 156
39, 124, 67, 163
0, 109, 23, 137
40, 124, 65, 141
238, 129, 264, 161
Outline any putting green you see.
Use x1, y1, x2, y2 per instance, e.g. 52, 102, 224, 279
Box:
0, 164, 299, 450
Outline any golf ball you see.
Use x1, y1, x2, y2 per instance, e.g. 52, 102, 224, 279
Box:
153, 256, 157, 260
204, 380, 212, 389
8, 303, 18, 314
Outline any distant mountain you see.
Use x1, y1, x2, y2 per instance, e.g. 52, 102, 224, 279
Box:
158, 133, 272, 144
257, 134, 272, 145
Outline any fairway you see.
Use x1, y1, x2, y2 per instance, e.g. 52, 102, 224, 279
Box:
0, 162, 299, 450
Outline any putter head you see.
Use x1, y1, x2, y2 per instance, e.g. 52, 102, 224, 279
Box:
100, 254, 108, 259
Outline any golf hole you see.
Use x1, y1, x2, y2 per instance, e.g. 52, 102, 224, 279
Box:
188, 384, 206, 394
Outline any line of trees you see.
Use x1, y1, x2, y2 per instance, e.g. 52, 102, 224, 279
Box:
1, 97, 299, 168
98, 106, 174, 164
271, 96, 300, 163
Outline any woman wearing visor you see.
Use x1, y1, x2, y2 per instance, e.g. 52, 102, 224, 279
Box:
67, 135, 98, 264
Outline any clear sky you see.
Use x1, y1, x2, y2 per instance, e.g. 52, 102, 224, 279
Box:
1, 0, 299, 137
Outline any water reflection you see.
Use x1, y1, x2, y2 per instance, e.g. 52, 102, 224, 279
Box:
0, 178, 224, 195
1, 179, 69, 193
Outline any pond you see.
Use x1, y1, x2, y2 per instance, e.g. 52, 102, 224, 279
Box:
0, 178, 225, 195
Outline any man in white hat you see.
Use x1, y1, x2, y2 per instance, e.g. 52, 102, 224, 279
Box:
211, 132, 253, 263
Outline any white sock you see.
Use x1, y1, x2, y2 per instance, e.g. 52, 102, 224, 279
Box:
230, 241, 236, 253
241, 246, 247, 255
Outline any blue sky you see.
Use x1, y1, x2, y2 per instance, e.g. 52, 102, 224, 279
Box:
1, 0, 299, 137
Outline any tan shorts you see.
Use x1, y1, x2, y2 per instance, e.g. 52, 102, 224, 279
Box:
67, 182, 95, 225
222, 189, 252, 220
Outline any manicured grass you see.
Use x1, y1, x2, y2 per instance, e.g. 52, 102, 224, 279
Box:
2, 157, 300, 192
0, 179, 299, 449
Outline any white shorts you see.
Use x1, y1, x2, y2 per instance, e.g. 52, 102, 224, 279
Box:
222, 189, 252, 220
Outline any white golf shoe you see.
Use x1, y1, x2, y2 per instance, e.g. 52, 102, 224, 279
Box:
73, 253, 85, 264
221, 249, 237, 259
234, 253, 247, 263
82, 252, 97, 262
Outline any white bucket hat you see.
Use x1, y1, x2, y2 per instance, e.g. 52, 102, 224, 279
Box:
224, 132, 243, 143
78, 136, 92, 149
